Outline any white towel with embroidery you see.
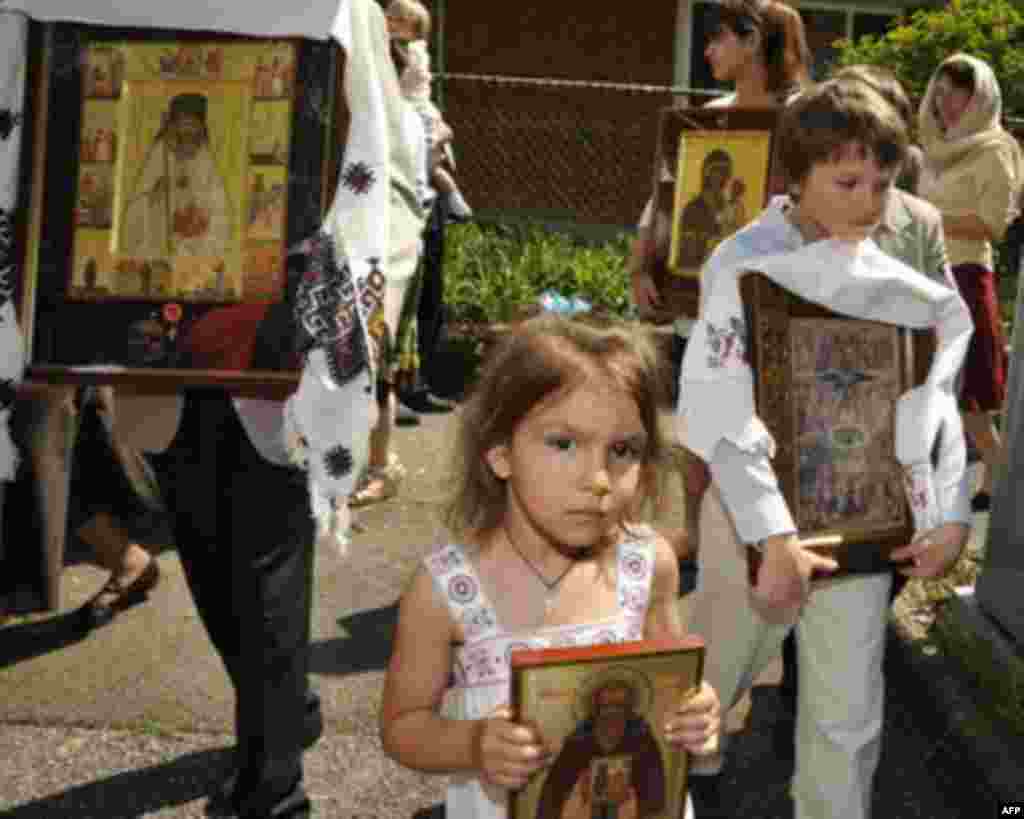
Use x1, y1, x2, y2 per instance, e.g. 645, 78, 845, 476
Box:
281, 0, 426, 554
678, 198, 974, 536
0, 11, 27, 482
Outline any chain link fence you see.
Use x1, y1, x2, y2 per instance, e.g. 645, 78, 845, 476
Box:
434, 73, 719, 233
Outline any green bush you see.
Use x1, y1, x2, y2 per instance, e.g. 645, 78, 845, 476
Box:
833, 0, 1023, 333
834, 0, 1024, 118
442, 222, 633, 325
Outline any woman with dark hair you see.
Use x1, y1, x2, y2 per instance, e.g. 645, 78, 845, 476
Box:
631, 0, 812, 319
918, 53, 1024, 510
628, 0, 811, 580
701, 0, 811, 108
630, 0, 812, 386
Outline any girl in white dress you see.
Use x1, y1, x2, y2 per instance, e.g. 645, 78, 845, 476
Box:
380, 316, 721, 819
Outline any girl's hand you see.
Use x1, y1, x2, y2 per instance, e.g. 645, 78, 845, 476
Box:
473, 706, 553, 790
664, 681, 720, 754
752, 535, 838, 624
890, 523, 968, 579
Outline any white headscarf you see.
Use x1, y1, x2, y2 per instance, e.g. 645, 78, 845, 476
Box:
281, 0, 426, 554
678, 198, 973, 535
919, 53, 1023, 176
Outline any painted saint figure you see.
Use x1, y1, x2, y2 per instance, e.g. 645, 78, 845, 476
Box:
676, 149, 746, 270
538, 679, 666, 819
120, 93, 232, 259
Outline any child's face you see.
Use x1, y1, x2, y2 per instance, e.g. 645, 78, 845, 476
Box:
792, 143, 895, 243
486, 374, 649, 556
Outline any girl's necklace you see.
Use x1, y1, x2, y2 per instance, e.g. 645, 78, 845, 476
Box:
504, 528, 573, 613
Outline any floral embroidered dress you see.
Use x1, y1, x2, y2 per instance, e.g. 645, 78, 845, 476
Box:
424, 531, 695, 819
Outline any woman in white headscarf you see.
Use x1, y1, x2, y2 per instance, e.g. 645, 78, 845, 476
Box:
918, 53, 1024, 510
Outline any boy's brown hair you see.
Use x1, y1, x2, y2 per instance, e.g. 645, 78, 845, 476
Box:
442, 316, 668, 540
832, 64, 914, 131
775, 79, 909, 188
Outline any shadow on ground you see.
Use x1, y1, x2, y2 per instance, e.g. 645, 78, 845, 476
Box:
0, 745, 233, 818
0, 608, 91, 668
309, 602, 400, 676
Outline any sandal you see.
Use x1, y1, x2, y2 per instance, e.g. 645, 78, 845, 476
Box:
83, 557, 161, 629
349, 454, 406, 508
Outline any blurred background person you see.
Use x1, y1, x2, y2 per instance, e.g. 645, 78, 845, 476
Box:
918, 53, 1024, 512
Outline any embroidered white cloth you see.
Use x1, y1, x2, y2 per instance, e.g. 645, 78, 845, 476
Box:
282, 0, 426, 554
2, 0, 346, 40
679, 197, 974, 536
0, 11, 27, 482
7, 0, 422, 548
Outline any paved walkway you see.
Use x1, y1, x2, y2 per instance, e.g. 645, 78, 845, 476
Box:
0, 408, 1010, 817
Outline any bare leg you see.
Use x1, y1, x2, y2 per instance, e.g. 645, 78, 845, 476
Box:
963, 409, 1003, 495
367, 391, 394, 470
351, 391, 403, 506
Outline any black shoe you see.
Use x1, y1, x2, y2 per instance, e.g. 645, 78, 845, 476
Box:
394, 402, 421, 427
971, 491, 991, 513
82, 559, 161, 629
399, 390, 456, 414
236, 782, 311, 818
208, 693, 320, 816
208, 776, 311, 818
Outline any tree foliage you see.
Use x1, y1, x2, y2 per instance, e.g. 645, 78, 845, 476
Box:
834, 0, 1024, 119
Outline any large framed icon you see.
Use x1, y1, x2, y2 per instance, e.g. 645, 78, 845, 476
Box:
741, 273, 935, 580
509, 638, 705, 819
640, 107, 779, 325
18, 21, 347, 397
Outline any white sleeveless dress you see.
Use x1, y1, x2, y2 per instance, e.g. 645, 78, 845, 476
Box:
424, 531, 695, 819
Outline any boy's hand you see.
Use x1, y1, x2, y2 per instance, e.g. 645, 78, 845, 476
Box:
473, 706, 552, 790
664, 681, 720, 754
890, 523, 968, 579
752, 535, 838, 624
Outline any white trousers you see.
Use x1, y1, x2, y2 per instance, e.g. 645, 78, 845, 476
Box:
689, 485, 891, 819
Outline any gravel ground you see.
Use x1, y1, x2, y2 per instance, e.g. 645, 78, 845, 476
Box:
0, 623, 1012, 819
0, 723, 445, 818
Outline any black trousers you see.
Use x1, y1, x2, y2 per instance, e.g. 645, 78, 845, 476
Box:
154, 390, 316, 809
415, 196, 448, 391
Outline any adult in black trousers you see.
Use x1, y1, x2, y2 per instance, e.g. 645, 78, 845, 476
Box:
154, 380, 321, 818
399, 195, 456, 411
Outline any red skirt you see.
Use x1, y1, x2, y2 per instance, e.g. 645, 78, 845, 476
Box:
952, 263, 1007, 412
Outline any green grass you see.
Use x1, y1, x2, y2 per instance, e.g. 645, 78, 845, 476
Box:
442, 222, 633, 326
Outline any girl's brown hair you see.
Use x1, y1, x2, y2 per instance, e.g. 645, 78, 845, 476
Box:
442, 316, 669, 541
775, 78, 909, 188
712, 0, 811, 95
